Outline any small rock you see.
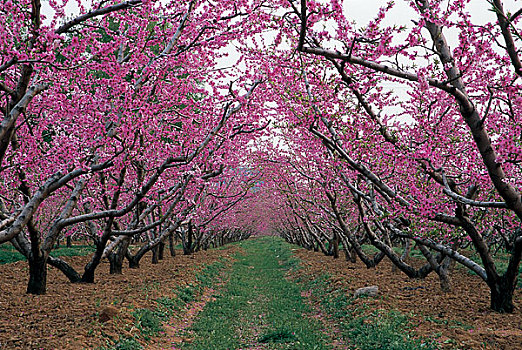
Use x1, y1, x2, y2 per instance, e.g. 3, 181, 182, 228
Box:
99, 306, 119, 323
354, 286, 379, 298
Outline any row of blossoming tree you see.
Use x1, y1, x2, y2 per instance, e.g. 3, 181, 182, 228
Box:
1, 0, 521, 313
239, 0, 521, 313
0, 0, 272, 294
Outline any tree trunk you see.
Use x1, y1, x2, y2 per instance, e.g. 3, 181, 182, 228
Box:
460, 217, 522, 312
183, 223, 194, 255
109, 238, 130, 275
438, 268, 452, 292
392, 239, 411, 273
169, 235, 176, 257
66, 236, 72, 248
81, 241, 104, 283
27, 256, 47, 295
151, 246, 159, 264
158, 242, 165, 260
437, 256, 453, 292
490, 276, 516, 313
128, 256, 140, 269
81, 258, 99, 283
489, 237, 522, 312
332, 234, 339, 259
108, 252, 123, 274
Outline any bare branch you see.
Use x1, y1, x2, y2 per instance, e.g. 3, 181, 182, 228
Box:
491, 0, 522, 76
441, 171, 508, 208
56, 0, 143, 34
0, 57, 18, 74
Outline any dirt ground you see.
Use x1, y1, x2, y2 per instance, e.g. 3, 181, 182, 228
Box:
293, 248, 522, 350
1, 242, 521, 350
0, 247, 237, 350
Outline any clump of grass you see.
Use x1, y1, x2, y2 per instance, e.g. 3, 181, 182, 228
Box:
346, 310, 437, 350
98, 336, 142, 350
132, 308, 162, 337
0, 246, 25, 264
50, 245, 95, 257
177, 285, 196, 303
155, 296, 179, 319
258, 328, 297, 343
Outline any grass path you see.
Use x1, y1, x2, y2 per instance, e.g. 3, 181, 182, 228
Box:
178, 237, 333, 350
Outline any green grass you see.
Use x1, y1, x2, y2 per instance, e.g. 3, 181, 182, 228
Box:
0, 244, 94, 264
132, 308, 163, 337
99, 257, 230, 350
98, 336, 143, 350
258, 327, 298, 343
295, 250, 440, 350
181, 237, 332, 350
0, 244, 24, 264
424, 314, 473, 331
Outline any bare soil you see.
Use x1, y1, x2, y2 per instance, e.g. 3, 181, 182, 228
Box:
293, 248, 522, 350
2, 242, 521, 350
0, 246, 237, 350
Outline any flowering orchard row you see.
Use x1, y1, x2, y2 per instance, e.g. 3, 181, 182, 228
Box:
0, 0, 269, 295
241, 0, 522, 313
1, 0, 521, 313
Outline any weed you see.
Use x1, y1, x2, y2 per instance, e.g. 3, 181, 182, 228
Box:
177, 285, 195, 303
132, 308, 162, 336
299, 263, 439, 349
98, 336, 142, 350
258, 328, 297, 343
344, 310, 438, 350
49, 245, 95, 258
154, 296, 179, 320
424, 315, 474, 331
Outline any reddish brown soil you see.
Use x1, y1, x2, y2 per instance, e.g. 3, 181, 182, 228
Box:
150, 269, 231, 350
293, 248, 522, 350
0, 247, 237, 350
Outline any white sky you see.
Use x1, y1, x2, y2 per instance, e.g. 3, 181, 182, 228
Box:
46, 0, 521, 30
344, 0, 520, 25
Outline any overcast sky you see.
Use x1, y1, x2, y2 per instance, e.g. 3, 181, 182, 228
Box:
46, 0, 521, 26
343, 0, 520, 26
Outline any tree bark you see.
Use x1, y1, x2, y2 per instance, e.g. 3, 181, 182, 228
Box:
27, 256, 47, 295
331, 233, 339, 259
169, 235, 176, 257
47, 256, 81, 282
182, 222, 194, 255
108, 252, 122, 274
128, 255, 140, 269
158, 242, 165, 260
81, 252, 101, 283
490, 275, 516, 313
151, 245, 159, 264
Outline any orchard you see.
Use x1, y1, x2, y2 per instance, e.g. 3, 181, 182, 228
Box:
1, 0, 521, 349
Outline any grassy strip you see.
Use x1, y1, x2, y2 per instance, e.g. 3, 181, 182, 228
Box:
98, 258, 228, 350
181, 237, 332, 350
0, 244, 95, 264
295, 265, 441, 349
